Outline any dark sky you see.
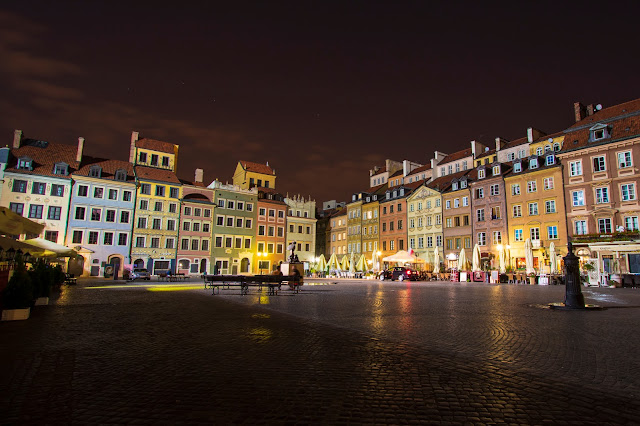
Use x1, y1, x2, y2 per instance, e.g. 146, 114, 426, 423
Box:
1, 1, 639, 204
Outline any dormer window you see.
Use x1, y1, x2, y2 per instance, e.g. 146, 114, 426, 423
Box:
366, 197, 370, 202
115, 169, 127, 181
545, 145, 552, 152
553, 142, 561, 151
452, 181, 458, 190
590, 124, 611, 142
392, 190, 397, 198
373, 195, 377, 201
88, 166, 102, 178
386, 192, 390, 200
400, 188, 405, 196
53, 162, 68, 175
536, 147, 543, 156
545, 155, 555, 166
478, 169, 486, 179
530, 158, 539, 169
514, 162, 522, 173
17, 156, 33, 170
460, 179, 467, 189
492, 165, 500, 176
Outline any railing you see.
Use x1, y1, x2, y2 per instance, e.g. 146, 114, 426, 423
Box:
572, 231, 640, 243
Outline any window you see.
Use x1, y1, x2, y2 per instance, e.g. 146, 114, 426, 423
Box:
139, 200, 148, 210
107, 188, 117, 200
12, 179, 27, 193
259, 208, 266, 216
493, 231, 502, 244
150, 154, 158, 166
104, 232, 114, 245
191, 240, 199, 251
278, 210, 285, 218
462, 197, 468, 206
139, 152, 147, 163
51, 184, 64, 197
91, 208, 101, 221
435, 214, 441, 225
154, 201, 163, 212
536, 147, 543, 156
621, 183, 636, 201
543, 177, 554, 190
47, 206, 61, 220
245, 219, 252, 228
507, 152, 516, 161
527, 181, 537, 193
202, 240, 209, 251
529, 158, 538, 169
203, 223, 210, 233
137, 217, 147, 229
478, 169, 486, 179
545, 155, 555, 166
150, 238, 160, 248
75, 207, 86, 220
514, 229, 523, 241
476, 209, 485, 221
181, 239, 189, 250
268, 209, 275, 217
452, 198, 459, 208
72, 230, 83, 244
94, 187, 103, 198
258, 225, 265, 236
154, 185, 165, 197
491, 206, 500, 219
226, 200, 235, 209
235, 218, 243, 228
123, 191, 132, 202
32, 182, 46, 195
162, 156, 169, 167
593, 156, 606, 172
136, 236, 145, 247
168, 187, 179, 198
9, 202, 24, 216
513, 162, 522, 173
478, 232, 486, 246
169, 203, 177, 213
547, 226, 558, 240
183, 206, 192, 216
226, 217, 233, 227
595, 187, 609, 204
225, 237, 233, 248
88, 232, 99, 245
490, 184, 499, 196
575, 220, 587, 235
624, 216, 639, 231
106, 209, 116, 222
591, 125, 610, 141
530, 227, 540, 240
513, 205, 522, 218
152, 219, 161, 230
436, 236, 442, 247
115, 169, 127, 181
572, 190, 585, 207
618, 151, 632, 169
543, 200, 556, 214
492, 165, 500, 176
528, 202, 538, 216
512, 184, 520, 196
598, 218, 612, 233
141, 184, 151, 195
118, 233, 128, 246
165, 238, 174, 249
446, 218, 452, 228
569, 161, 582, 177
16, 157, 32, 170
269, 226, 276, 237
475, 188, 484, 199
445, 200, 451, 209
28, 205, 43, 219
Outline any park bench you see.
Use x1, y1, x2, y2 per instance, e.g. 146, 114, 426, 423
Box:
203, 274, 303, 295
64, 273, 77, 285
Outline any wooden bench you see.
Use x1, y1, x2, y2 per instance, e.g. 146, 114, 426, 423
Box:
204, 274, 303, 295
64, 273, 77, 285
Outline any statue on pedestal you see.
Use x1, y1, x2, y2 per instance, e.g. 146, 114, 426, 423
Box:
287, 241, 299, 263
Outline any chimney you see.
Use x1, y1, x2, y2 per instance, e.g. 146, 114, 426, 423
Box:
573, 102, 586, 122
13, 129, 22, 149
403, 160, 409, 176
495, 137, 506, 152
76, 137, 84, 162
194, 168, 203, 184
129, 131, 139, 163
586, 104, 595, 116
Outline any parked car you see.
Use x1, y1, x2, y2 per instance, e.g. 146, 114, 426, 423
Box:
130, 268, 150, 281
378, 267, 418, 281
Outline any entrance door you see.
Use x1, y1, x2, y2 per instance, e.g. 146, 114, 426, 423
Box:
629, 254, 640, 273
200, 259, 207, 274
240, 258, 249, 273
109, 256, 121, 276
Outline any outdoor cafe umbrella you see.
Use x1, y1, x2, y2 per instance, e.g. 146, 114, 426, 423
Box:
23, 237, 77, 258
499, 245, 506, 273
340, 254, 350, 271
355, 254, 367, 272
472, 244, 482, 272
349, 251, 356, 274
458, 248, 468, 271
432, 246, 441, 273
549, 242, 557, 274
525, 238, 535, 274
316, 254, 327, 272
0, 206, 45, 236
327, 253, 339, 271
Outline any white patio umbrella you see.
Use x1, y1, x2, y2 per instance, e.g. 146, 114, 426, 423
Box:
432, 246, 441, 273
349, 251, 356, 274
498, 245, 506, 273
549, 242, 557, 274
472, 244, 482, 272
327, 253, 340, 271
458, 248, 468, 271
316, 254, 327, 272
525, 238, 535, 274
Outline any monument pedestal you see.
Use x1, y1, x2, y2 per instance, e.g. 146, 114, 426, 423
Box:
281, 262, 304, 277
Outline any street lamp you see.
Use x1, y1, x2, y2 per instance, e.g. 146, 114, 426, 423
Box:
257, 252, 268, 274
376, 251, 381, 272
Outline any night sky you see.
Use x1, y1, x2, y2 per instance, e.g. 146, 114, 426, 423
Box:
1, 1, 639, 204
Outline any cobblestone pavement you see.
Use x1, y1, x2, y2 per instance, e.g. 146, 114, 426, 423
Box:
1, 278, 639, 424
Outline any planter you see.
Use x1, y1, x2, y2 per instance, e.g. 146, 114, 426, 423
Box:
35, 297, 49, 305
2, 307, 31, 321
528, 276, 536, 285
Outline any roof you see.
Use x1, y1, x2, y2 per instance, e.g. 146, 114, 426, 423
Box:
406, 163, 432, 175
135, 165, 181, 184
475, 148, 497, 159
427, 169, 473, 193
240, 160, 275, 175
438, 147, 473, 165
562, 98, 640, 152
8, 140, 80, 179
532, 130, 564, 144
74, 157, 135, 182
136, 138, 177, 154
502, 136, 529, 149
503, 157, 561, 179
371, 166, 387, 175
179, 178, 205, 187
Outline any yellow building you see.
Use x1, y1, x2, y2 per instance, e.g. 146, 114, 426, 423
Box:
361, 198, 380, 268
232, 160, 276, 190
406, 181, 444, 270
327, 208, 348, 256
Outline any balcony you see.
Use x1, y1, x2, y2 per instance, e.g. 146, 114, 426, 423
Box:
572, 231, 640, 244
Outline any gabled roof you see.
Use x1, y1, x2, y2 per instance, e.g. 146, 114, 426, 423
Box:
240, 160, 275, 175
427, 169, 473, 193
74, 157, 135, 182
438, 147, 473, 165
8, 140, 80, 179
532, 131, 564, 144
135, 165, 181, 184
136, 138, 177, 154
566, 98, 640, 130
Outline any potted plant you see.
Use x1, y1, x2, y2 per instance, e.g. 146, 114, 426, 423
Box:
1, 262, 34, 321
528, 272, 537, 285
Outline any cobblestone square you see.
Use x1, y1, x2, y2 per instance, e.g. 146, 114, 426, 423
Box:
1, 278, 639, 424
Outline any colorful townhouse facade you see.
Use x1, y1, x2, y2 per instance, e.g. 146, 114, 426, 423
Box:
66, 158, 136, 277
326, 208, 347, 256
347, 195, 364, 255
177, 169, 215, 275
407, 180, 444, 269
285, 194, 317, 267
255, 189, 287, 274
442, 171, 474, 269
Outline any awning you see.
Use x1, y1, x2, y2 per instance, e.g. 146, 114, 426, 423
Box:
23, 238, 77, 258
0, 235, 49, 256
0, 206, 45, 236
587, 243, 640, 252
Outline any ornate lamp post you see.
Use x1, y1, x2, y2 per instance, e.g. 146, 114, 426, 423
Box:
549, 242, 601, 310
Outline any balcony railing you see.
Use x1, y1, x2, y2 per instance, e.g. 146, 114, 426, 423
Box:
572, 231, 640, 243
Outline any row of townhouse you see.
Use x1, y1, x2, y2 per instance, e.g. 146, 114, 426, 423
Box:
0, 130, 317, 277
323, 99, 640, 278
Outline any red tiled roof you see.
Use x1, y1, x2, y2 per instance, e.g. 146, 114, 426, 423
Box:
136, 138, 177, 154
502, 136, 529, 149
389, 169, 403, 178
371, 166, 387, 176
562, 98, 640, 151
532, 131, 564, 144
475, 148, 496, 159
240, 160, 274, 175
74, 157, 135, 182
8, 140, 80, 179
427, 169, 473, 192
407, 163, 432, 175
135, 165, 181, 184
439, 147, 473, 165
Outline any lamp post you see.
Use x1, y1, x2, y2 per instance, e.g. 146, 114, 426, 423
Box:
376, 251, 381, 272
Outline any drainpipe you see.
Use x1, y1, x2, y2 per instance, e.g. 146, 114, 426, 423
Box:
175, 195, 182, 274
